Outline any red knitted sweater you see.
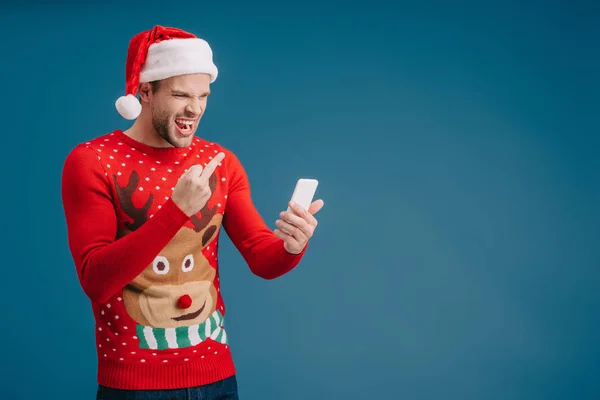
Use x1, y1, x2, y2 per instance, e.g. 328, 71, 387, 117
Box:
61, 130, 306, 390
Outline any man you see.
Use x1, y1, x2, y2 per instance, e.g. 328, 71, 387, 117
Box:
61, 25, 323, 399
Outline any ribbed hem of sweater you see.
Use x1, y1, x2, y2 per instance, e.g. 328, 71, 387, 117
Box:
97, 350, 236, 390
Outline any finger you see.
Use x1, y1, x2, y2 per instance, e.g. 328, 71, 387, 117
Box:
199, 152, 225, 180
287, 202, 318, 227
278, 214, 314, 240
180, 165, 202, 181
275, 219, 308, 241
280, 210, 313, 233
274, 228, 293, 241
185, 164, 204, 178
274, 228, 305, 254
308, 199, 324, 215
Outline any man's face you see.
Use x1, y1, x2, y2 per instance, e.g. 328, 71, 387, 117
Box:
146, 73, 211, 148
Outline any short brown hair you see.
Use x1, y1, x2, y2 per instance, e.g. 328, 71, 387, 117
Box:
149, 80, 161, 92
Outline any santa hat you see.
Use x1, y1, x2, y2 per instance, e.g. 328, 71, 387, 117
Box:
115, 25, 218, 120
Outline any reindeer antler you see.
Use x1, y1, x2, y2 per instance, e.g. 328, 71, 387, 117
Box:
113, 171, 154, 231
190, 172, 219, 245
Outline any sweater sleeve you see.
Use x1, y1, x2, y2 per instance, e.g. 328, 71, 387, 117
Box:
221, 150, 307, 280
61, 145, 191, 304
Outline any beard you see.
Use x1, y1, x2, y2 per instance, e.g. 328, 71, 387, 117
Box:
151, 103, 195, 148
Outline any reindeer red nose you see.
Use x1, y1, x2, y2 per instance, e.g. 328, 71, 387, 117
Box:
177, 294, 192, 309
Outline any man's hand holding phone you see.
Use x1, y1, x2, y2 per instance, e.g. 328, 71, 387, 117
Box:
274, 178, 324, 254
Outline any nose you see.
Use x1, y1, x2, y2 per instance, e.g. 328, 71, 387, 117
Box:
185, 99, 202, 116
177, 294, 192, 309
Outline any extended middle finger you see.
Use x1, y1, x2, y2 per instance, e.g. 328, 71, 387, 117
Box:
200, 152, 225, 178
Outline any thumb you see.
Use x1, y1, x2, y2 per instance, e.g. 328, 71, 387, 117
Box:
308, 199, 324, 215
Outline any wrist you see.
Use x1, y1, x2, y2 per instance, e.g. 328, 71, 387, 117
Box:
284, 241, 307, 255
169, 198, 194, 218
171, 198, 193, 217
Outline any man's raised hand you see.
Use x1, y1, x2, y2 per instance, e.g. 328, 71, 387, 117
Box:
172, 152, 226, 216
274, 199, 324, 254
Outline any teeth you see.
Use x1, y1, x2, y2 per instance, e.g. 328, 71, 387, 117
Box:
176, 119, 193, 128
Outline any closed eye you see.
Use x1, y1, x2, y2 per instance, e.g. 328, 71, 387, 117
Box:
171, 91, 210, 99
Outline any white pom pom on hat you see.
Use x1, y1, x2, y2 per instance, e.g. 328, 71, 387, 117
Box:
115, 94, 142, 120
116, 25, 219, 120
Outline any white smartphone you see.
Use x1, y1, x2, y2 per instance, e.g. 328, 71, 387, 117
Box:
287, 178, 319, 212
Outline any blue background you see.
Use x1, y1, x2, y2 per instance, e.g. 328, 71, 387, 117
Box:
1, 1, 599, 399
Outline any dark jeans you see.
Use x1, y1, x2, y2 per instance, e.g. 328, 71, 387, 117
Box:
96, 375, 238, 400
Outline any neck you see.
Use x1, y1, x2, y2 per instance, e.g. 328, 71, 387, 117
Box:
123, 111, 174, 149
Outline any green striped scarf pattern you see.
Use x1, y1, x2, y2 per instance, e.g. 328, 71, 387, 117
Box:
135, 310, 227, 350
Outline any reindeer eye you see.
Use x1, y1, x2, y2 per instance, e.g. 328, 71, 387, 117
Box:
182, 254, 194, 272
153, 256, 170, 275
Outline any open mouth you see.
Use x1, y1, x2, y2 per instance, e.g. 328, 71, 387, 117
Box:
175, 118, 195, 136
172, 300, 206, 321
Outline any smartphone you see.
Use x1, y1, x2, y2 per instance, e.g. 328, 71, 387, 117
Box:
287, 178, 319, 213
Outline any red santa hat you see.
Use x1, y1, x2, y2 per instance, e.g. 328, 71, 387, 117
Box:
115, 25, 219, 120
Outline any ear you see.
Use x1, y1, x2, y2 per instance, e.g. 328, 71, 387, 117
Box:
202, 225, 218, 247
201, 214, 223, 248
138, 82, 154, 102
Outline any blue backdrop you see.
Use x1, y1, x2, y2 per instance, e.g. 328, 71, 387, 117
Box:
1, 1, 599, 399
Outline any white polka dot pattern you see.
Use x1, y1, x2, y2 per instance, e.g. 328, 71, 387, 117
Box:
85, 131, 231, 366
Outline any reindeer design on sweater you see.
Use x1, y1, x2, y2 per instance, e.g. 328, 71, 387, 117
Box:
112, 170, 227, 350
